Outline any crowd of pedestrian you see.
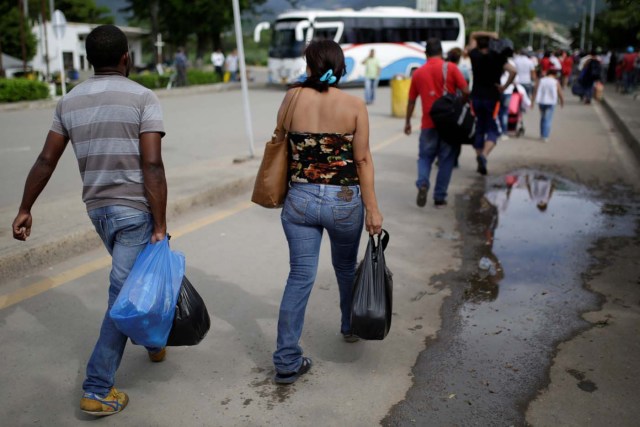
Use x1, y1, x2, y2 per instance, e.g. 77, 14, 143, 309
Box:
9, 21, 640, 418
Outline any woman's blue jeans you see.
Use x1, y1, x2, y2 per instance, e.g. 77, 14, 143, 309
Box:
274, 183, 364, 374
82, 205, 159, 396
538, 104, 556, 139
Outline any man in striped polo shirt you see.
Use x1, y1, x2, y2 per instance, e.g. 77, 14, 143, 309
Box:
12, 25, 168, 416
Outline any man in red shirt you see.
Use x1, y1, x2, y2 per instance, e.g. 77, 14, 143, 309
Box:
622, 46, 638, 94
404, 38, 469, 208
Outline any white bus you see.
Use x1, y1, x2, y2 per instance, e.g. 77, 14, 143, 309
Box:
254, 7, 465, 85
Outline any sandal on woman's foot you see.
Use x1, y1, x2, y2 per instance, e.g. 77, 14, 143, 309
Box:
274, 357, 313, 385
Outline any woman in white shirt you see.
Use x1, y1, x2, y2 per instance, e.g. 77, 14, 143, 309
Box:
532, 68, 564, 142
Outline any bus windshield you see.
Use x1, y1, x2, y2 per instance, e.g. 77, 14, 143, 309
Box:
270, 20, 306, 59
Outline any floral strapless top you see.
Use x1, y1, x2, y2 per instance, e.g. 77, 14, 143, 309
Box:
288, 132, 359, 185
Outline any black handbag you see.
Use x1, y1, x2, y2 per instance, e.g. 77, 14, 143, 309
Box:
350, 230, 393, 340
166, 276, 211, 346
430, 62, 476, 145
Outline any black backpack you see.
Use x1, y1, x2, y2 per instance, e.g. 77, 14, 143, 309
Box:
430, 63, 475, 146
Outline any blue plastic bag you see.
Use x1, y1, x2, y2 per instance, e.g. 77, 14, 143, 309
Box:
110, 238, 185, 348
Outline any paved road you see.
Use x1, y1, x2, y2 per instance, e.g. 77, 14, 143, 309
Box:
1, 84, 639, 426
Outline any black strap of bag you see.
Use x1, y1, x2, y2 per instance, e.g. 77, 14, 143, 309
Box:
372, 229, 390, 252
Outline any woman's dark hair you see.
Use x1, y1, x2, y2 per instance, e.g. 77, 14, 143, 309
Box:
446, 47, 462, 64
293, 40, 346, 92
86, 25, 129, 69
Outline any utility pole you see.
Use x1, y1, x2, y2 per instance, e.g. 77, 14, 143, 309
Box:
41, 0, 50, 78
231, 0, 255, 158
494, 2, 501, 35
0, 37, 5, 78
483, 0, 490, 29
19, 0, 28, 72
588, 0, 596, 51
580, 6, 586, 51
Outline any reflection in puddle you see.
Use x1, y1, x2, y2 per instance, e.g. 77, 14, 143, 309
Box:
385, 169, 638, 426
458, 170, 636, 423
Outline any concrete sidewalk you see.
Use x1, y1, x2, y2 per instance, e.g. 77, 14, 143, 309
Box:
2, 82, 638, 285
0, 154, 261, 282
0, 77, 271, 283
601, 84, 640, 161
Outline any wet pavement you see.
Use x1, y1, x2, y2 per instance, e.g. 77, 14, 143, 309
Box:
383, 170, 638, 426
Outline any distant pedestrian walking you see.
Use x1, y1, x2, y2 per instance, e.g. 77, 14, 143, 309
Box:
11, 24, 168, 416
225, 49, 239, 82
533, 68, 564, 142
468, 31, 516, 175
404, 38, 469, 208
514, 48, 536, 98
174, 47, 188, 87
578, 50, 601, 104
270, 40, 383, 385
621, 46, 638, 94
362, 49, 381, 104
211, 48, 225, 80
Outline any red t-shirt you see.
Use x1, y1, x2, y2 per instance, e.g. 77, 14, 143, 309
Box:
540, 57, 551, 73
622, 53, 637, 72
562, 56, 574, 76
408, 58, 468, 129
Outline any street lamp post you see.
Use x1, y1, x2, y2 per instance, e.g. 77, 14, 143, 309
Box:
231, 0, 255, 158
52, 9, 66, 96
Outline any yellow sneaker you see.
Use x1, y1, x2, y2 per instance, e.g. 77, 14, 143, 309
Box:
148, 347, 166, 363
80, 387, 128, 416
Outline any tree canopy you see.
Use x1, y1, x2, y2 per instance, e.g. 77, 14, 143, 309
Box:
0, 1, 37, 62
440, 0, 534, 44
123, 0, 266, 62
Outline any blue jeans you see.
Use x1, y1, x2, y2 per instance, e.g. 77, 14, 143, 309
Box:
417, 128, 456, 202
364, 78, 377, 104
538, 104, 555, 139
83, 205, 158, 396
274, 183, 364, 374
499, 93, 512, 134
623, 71, 636, 93
472, 98, 500, 149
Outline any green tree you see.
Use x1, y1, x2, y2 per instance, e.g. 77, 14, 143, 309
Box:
0, 2, 37, 61
440, 0, 534, 42
27, 0, 113, 24
124, 0, 266, 63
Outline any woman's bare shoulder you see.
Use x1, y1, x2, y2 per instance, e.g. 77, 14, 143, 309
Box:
332, 88, 367, 110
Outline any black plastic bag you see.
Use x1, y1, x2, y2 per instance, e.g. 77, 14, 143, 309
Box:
166, 276, 211, 346
351, 230, 393, 340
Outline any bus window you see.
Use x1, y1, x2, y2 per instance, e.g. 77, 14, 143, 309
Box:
313, 28, 337, 41
270, 20, 307, 59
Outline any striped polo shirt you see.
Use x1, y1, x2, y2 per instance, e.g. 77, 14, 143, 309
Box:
51, 74, 165, 213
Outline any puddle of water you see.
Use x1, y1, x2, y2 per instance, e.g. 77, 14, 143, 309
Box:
384, 170, 638, 426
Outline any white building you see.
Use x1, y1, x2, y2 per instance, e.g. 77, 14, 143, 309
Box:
31, 22, 149, 78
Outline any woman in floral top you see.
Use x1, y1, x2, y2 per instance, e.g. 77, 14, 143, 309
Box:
269, 40, 383, 385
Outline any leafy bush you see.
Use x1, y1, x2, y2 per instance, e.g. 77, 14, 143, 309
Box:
130, 69, 220, 89
0, 78, 50, 103
186, 69, 221, 85
129, 73, 167, 89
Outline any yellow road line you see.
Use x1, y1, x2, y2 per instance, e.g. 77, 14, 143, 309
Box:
0, 256, 110, 310
0, 133, 403, 311
0, 200, 253, 311
372, 132, 406, 152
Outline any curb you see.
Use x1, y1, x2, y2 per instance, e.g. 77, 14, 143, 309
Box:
0, 173, 256, 283
0, 81, 268, 112
601, 97, 640, 164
